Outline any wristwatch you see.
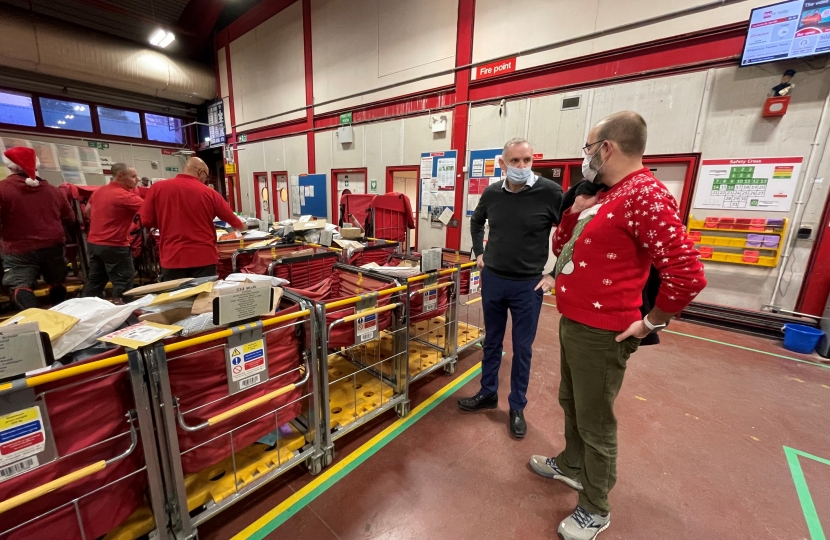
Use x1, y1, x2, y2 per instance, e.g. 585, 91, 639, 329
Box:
643, 315, 667, 332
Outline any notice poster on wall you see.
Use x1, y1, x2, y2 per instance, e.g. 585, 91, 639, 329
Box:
78, 147, 103, 174
54, 145, 81, 172
61, 171, 87, 185
467, 148, 504, 217
693, 157, 803, 212
29, 142, 59, 171
419, 150, 457, 224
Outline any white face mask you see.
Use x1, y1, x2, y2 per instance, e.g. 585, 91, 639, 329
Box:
506, 165, 533, 185
582, 144, 606, 184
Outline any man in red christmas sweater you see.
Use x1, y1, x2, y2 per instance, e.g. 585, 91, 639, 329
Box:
529, 111, 707, 540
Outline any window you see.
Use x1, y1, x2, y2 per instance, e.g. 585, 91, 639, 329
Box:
40, 98, 92, 132
145, 113, 183, 144
0, 90, 36, 127
97, 106, 142, 138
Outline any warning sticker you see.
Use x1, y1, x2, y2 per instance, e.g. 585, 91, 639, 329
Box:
0, 407, 46, 469
470, 271, 481, 294
423, 290, 438, 313
229, 339, 266, 382
355, 313, 378, 343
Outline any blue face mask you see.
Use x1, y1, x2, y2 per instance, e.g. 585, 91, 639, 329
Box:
506, 166, 533, 185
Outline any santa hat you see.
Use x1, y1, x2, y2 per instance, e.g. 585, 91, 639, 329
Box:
3, 147, 39, 187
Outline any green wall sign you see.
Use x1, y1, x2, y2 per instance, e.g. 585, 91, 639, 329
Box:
339, 112, 353, 125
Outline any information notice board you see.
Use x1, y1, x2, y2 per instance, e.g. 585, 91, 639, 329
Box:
467, 148, 504, 217
692, 157, 803, 212
420, 150, 457, 223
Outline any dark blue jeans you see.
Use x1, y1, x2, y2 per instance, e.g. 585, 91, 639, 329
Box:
479, 267, 544, 411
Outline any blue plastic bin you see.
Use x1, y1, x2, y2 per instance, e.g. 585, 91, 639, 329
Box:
782, 324, 824, 354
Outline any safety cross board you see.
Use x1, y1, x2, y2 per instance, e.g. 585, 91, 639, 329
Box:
355, 313, 378, 343
0, 407, 46, 481
470, 271, 481, 294
229, 339, 267, 383
423, 289, 438, 313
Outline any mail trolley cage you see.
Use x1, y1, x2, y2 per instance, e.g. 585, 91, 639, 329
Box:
384, 252, 459, 382
287, 263, 407, 460
368, 193, 414, 249
0, 347, 168, 540
344, 239, 400, 267
105, 295, 325, 539
441, 249, 485, 355
217, 236, 276, 279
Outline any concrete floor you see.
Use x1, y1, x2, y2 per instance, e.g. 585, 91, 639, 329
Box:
200, 303, 830, 540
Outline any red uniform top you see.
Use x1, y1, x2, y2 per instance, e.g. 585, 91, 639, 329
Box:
552, 168, 707, 331
87, 181, 144, 247
0, 174, 74, 255
139, 174, 244, 269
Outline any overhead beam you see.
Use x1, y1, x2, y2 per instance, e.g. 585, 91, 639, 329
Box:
176, 0, 225, 57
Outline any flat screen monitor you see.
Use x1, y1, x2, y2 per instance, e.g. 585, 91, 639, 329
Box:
741, 0, 830, 66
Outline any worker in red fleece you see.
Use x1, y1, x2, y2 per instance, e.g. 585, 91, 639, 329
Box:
0, 147, 75, 309
139, 157, 244, 281
529, 112, 707, 540
82, 163, 144, 300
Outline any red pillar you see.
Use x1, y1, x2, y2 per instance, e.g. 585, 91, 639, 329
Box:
302, 0, 316, 174
446, 0, 476, 250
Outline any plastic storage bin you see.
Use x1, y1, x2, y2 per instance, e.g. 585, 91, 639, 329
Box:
743, 250, 760, 263
717, 218, 735, 230
746, 234, 764, 247
782, 324, 825, 354
699, 247, 713, 259
763, 236, 780, 248
750, 218, 767, 231
704, 217, 720, 229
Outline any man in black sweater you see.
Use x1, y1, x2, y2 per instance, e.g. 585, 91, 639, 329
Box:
458, 138, 563, 438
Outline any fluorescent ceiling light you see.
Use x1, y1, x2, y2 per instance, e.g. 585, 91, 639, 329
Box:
149, 29, 175, 48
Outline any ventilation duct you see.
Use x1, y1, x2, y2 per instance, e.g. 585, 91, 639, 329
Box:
0, 9, 215, 106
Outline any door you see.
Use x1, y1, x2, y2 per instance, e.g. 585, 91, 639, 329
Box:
271, 172, 289, 222
254, 173, 269, 220
392, 171, 418, 249
332, 169, 367, 222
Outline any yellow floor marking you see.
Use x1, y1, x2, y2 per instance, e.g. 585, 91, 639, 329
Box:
685, 413, 699, 420
789, 378, 804, 383
822, 385, 830, 390
750, 436, 760, 442
634, 396, 647, 401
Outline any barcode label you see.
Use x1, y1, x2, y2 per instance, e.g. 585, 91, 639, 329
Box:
0, 456, 38, 482
239, 374, 261, 389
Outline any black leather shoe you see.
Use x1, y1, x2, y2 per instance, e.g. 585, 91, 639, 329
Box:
457, 393, 498, 412
509, 409, 527, 439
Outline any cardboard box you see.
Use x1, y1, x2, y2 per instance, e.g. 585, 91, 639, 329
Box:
293, 219, 327, 231
340, 227, 364, 239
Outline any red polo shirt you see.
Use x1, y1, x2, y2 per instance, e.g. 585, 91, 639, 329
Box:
139, 174, 244, 268
0, 174, 74, 255
87, 181, 144, 247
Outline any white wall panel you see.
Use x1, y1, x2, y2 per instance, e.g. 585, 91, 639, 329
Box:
217, 47, 229, 99
526, 93, 588, 159
311, 0, 458, 114
467, 100, 527, 151
589, 72, 707, 155
230, 1, 306, 131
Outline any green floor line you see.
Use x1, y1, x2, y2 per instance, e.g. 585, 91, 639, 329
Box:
240, 363, 483, 540
664, 330, 830, 371
784, 446, 830, 540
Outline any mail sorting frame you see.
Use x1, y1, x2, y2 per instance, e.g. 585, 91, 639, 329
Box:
0, 348, 170, 540
441, 249, 486, 355
146, 297, 325, 538
295, 264, 408, 463
387, 252, 460, 383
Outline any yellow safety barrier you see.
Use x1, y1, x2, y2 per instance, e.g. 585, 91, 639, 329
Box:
324, 285, 407, 310
0, 460, 107, 515
206, 379, 304, 427
460, 261, 477, 269
340, 303, 399, 324
464, 297, 483, 306
407, 267, 458, 283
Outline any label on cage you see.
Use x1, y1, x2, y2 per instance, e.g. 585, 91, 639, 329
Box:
421, 248, 442, 273
238, 374, 262, 390
355, 313, 378, 343
0, 455, 38, 483
0, 407, 46, 468
469, 271, 481, 294
423, 290, 438, 312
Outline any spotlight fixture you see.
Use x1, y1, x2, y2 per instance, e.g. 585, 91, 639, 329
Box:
149, 28, 175, 48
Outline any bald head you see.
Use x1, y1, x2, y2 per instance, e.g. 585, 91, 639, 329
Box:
184, 157, 209, 183
593, 111, 647, 157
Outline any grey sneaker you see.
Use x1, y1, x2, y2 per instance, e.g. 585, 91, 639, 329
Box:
558, 506, 610, 540
529, 455, 583, 491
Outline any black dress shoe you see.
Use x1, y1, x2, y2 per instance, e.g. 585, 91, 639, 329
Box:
457, 393, 498, 412
509, 409, 527, 438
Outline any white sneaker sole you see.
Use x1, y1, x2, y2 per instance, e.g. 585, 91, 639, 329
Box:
529, 457, 584, 491
557, 518, 610, 540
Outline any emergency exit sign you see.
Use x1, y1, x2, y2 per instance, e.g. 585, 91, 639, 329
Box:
340, 112, 353, 125
238, 134, 248, 143
87, 141, 109, 149
476, 57, 516, 80
165, 167, 179, 172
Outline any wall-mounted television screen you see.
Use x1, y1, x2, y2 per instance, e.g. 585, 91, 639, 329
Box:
741, 0, 830, 66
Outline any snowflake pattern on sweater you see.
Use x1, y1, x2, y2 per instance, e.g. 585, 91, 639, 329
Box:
552, 168, 707, 332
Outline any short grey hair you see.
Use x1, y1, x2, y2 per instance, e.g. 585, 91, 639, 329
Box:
111, 163, 129, 178
503, 137, 532, 158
